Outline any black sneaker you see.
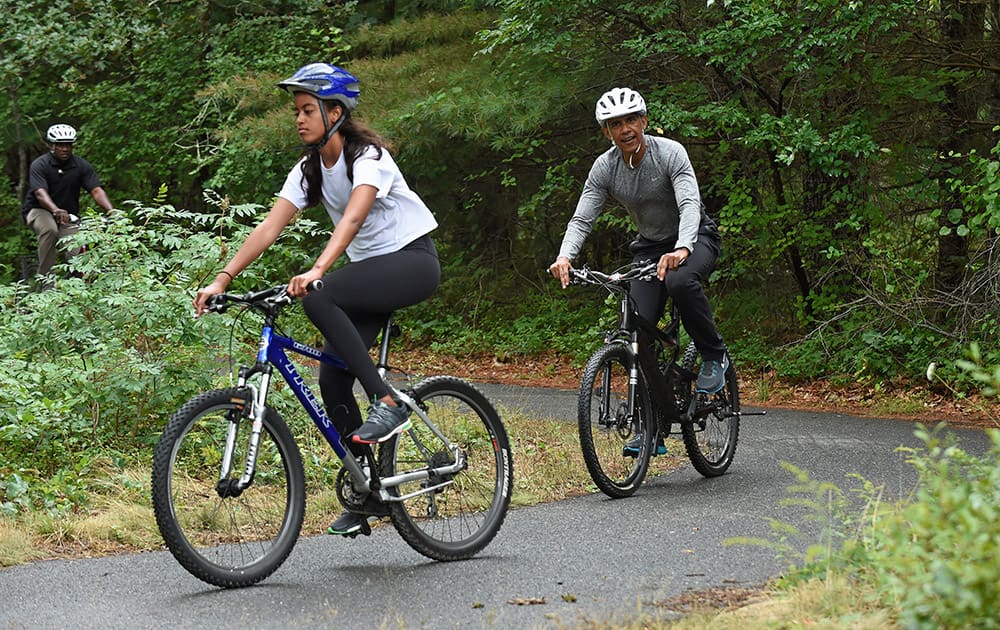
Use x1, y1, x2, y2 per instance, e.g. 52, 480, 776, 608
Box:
622, 434, 667, 457
351, 401, 411, 444
327, 511, 366, 536
696, 355, 730, 394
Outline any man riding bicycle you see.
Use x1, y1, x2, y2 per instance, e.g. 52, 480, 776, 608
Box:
549, 87, 729, 405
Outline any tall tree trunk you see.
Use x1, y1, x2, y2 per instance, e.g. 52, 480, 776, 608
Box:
770, 155, 813, 317
9, 81, 27, 203
935, 0, 987, 292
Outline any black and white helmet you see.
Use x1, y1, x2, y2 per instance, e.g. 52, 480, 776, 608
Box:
595, 88, 646, 125
46, 124, 77, 144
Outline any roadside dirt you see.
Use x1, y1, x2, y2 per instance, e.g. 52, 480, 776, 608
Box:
396, 348, 999, 431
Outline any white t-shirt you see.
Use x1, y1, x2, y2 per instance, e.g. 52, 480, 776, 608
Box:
277, 146, 438, 261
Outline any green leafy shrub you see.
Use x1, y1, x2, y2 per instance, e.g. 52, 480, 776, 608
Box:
858, 428, 1000, 629
0, 198, 326, 515
756, 426, 1000, 629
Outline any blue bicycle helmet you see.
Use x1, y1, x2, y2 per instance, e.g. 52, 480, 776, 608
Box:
278, 63, 360, 111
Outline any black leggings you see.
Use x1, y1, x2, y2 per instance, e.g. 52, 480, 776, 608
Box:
301, 235, 440, 444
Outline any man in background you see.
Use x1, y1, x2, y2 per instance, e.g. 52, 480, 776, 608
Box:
21, 123, 114, 285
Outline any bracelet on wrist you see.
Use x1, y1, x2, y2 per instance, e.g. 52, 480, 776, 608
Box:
217, 270, 235, 281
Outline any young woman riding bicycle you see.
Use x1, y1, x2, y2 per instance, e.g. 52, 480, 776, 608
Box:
193, 62, 440, 537
548, 87, 728, 451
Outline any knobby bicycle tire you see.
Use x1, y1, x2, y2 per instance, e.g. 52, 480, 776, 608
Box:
680, 347, 740, 477
151, 388, 305, 588
379, 376, 512, 561
578, 343, 655, 498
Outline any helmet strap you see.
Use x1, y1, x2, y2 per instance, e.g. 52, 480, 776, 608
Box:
305, 98, 346, 150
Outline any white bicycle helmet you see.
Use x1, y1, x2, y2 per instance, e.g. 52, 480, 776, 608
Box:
595, 88, 647, 125
46, 124, 77, 144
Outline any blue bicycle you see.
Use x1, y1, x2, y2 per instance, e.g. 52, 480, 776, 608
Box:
151, 283, 513, 588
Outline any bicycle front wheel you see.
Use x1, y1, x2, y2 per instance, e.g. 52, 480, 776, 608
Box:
151, 388, 305, 588
379, 376, 512, 561
680, 348, 740, 477
578, 343, 654, 498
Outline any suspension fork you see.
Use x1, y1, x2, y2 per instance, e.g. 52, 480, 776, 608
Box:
217, 363, 273, 494
626, 333, 643, 424
220, 318, 280, 496
618, 294, 652, 429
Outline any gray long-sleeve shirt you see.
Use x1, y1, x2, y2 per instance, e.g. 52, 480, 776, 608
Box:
558, 135, 707, 261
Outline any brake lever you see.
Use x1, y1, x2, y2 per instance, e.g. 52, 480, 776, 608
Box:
206, 294, 229, 313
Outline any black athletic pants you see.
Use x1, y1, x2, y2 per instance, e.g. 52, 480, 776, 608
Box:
628, 231, 726, 361
301, 235, 440, 445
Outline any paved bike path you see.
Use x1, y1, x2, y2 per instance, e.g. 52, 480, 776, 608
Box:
1, 384, 991, 629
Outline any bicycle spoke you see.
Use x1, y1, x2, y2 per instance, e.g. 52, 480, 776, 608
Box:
578, 344, 652, 497
380, 377, 512, 561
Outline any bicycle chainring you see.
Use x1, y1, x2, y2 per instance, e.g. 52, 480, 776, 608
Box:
335, 466, 369, 512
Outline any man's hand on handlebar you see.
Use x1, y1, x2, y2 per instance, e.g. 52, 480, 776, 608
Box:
549, 256, 573, 289
657, 249, 689, 281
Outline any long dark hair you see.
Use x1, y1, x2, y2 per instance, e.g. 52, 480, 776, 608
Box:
299, 104, 392, 208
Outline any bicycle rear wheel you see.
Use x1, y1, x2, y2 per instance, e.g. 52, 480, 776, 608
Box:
578, 343, 654, 498
680, 347, 740, 477
151, 388, 305, 588
379, 376, 512, 561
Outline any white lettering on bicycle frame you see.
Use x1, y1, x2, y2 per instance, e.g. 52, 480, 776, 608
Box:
291, 339, 323, 359
274, 352, 331, 430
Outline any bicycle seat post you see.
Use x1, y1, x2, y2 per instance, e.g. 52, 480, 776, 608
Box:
375, 314, 394, 379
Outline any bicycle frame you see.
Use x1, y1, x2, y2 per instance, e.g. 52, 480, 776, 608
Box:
221, 308, 464, 502
604, 283, 690, 426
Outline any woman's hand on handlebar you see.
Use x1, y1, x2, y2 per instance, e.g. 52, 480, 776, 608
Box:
549, 256, 572, 289
193, 280, 227, 318
287, 269, 324, 298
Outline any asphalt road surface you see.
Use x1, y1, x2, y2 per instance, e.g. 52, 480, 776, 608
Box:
1, 383, 991, 629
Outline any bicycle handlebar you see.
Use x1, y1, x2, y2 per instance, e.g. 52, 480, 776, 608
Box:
568, 261, 658, 287
206, 280, 324, 313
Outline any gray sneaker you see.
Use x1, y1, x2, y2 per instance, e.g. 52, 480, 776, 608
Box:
351, 401, 411, 444
696, 355, 730, 394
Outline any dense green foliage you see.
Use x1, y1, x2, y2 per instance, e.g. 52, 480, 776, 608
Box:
0, 199, 333, 514
1, 0, 998, 521
478, 0, 1000, 380
757, 427, 1000, 628
3, 1, 998, 376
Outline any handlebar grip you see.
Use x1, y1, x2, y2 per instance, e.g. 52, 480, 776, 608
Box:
206, 294, 228, 313
307, 279, 324, 292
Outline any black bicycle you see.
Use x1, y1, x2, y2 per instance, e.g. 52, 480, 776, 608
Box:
569, 261, 760, 498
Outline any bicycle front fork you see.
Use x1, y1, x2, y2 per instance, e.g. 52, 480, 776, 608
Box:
216, 365, 272, 497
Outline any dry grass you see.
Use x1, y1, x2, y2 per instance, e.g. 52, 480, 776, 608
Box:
0, 521, 41, 567
663, 577, 894, 629
555, 577, 893, 629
